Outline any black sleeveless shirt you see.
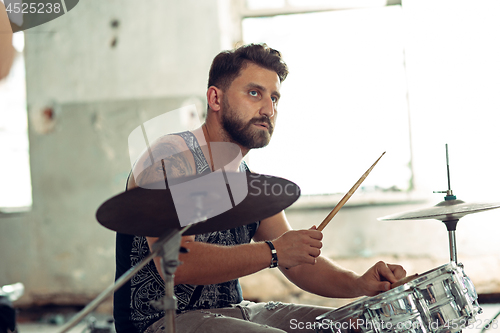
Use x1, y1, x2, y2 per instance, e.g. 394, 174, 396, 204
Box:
113, 131, 260, 333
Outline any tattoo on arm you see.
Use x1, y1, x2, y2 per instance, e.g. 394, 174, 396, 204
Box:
135, 141, 194, 186
162, 151, 193, 178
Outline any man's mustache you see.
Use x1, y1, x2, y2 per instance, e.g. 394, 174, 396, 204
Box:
250, 116, 273, 132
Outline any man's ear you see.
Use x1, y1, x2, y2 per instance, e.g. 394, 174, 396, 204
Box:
207, 86, 223, 112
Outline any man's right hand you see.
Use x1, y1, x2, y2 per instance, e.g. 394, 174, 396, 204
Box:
272, 228, 323, 269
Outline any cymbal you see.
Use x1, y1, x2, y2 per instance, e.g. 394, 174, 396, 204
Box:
378, 199, 500, 222
96, 172, 300, 236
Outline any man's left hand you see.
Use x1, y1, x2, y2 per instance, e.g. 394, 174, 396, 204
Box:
356, 261, 406, 296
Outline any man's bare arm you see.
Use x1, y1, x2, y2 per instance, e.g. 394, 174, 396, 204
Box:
254, 212, 407, 298
129, 136, 299, 285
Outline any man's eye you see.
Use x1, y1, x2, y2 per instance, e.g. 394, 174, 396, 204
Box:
271, 96, 278, 103
249, 91, 258, 97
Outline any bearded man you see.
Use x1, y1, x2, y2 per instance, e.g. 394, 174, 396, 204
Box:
113, 43, 406, 333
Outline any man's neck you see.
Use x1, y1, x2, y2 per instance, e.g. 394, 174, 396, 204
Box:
203, 121, 250, 157
190, 123, 246, 173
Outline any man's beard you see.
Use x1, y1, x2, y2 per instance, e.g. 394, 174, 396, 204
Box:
220, 95, 274, 149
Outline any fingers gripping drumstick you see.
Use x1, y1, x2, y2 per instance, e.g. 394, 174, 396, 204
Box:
391, 274, 419, 289
317, 152, 386, 232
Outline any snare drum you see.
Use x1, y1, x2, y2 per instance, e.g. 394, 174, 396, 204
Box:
316, 262, 481, 333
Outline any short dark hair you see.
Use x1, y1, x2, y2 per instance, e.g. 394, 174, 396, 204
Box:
208, 43, 288, 91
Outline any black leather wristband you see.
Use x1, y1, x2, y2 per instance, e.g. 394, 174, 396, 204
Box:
265, 241, 278, 268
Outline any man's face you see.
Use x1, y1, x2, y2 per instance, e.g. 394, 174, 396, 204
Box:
220, 62, 281, 149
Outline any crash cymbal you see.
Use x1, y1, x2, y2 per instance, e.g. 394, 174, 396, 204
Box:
378, 199, 500, 222
96, 172, 300, 236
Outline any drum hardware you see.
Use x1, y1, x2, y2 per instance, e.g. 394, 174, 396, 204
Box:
57, 172, 300, 333
434, 144, 461, 264
415, 290, 432, 322
150, 228, 185, 333
378, 144, 500, 263
56, 226, 189, 333
0, 283, 22, 333
319, 148, 491, 333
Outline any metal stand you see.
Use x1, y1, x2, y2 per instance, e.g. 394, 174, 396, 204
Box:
57, 226, 189, 333
151, 229, 184, 333
443, 219, 459, 263
434, 144, 459, 264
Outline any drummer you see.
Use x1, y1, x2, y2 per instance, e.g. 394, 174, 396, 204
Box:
113, 43, 407, 333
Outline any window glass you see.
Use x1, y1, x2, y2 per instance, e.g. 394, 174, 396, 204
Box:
242, 6, 412, 195
0, 31, 32, 211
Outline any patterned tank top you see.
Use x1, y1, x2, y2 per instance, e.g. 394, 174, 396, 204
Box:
113, 131, 260, 333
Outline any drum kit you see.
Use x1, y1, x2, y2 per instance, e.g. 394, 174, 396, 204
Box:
316, 145, 500, 333
57, 145, 499, 333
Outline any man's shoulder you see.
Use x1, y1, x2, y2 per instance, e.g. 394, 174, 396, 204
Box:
151, 133, 189, 152
136, 133, 191, 166
130, 133, 196, 189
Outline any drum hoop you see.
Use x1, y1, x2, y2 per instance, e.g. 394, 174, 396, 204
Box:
316, 262, 463, 321
404, 262, 460, 289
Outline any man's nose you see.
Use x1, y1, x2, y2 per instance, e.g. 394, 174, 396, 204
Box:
259, 97, 275, 118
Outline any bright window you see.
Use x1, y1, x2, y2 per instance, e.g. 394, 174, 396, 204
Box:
0, 31, 32, 212
243, 6, 412, 196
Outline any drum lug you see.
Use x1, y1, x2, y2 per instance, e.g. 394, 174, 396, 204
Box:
476, 301, 483, 314
461, 307, 470, 317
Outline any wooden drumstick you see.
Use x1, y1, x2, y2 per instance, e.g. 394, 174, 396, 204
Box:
390, 274, 419, 289
317, 152, 386, 232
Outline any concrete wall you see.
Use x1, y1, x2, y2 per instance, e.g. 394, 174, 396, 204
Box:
0, 0, 222, 307
1, 0, 499, 313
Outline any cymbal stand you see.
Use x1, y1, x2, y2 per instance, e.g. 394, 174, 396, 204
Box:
151, 192, 209, 333
56, 226, 190, 333
151, 229, 184, 333
434, 144, 459, 264
443, 218, 459, 264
